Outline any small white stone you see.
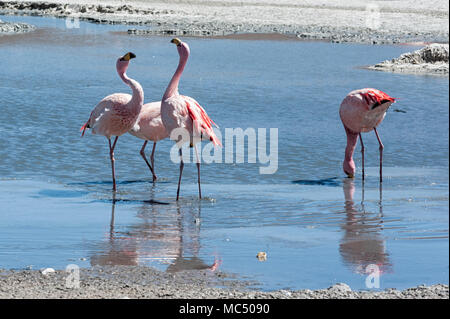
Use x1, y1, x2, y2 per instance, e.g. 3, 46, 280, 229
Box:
329, 283, 352, 293
41, 268, 55, 275
281, 290, 292, 296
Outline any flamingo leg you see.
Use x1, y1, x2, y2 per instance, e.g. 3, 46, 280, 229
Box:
139, 141, 157, 182
108, 136, 119, 191
194, 144, 202, 199
373, 127, 384, 183
359, 133, 365, 180
176, 148, 184, 201
150, 142, 157, 182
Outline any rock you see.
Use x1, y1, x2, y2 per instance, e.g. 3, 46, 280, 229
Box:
0, 19, 36, 34
328, 283, 352, 293
41, 268, 55, 275
367, 43, 449, 75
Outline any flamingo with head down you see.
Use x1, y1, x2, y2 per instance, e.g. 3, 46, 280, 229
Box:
161, 38, 221, 201
80, 52, 144, 191
339, 88, 396, 182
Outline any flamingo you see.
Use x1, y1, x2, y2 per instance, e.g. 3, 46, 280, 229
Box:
339, 88, 396, 182
128, 102, 169, 182
80, 52, 144, 191
161, 38, 221, 201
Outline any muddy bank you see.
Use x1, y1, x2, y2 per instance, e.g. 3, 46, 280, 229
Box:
0, 17, 34, 33
0, 0, 448, 44
367, 43, 449, 75
0, 266, 448, 299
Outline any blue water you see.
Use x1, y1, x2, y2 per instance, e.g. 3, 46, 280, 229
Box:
0, 15, 448, 291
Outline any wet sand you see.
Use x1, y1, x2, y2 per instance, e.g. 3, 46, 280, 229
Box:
0, 266, 448, 299
0, 0, 448, 44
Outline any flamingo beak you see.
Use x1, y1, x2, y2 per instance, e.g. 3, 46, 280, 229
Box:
345, 172, 354, 179
120, 52, 136, 61
171, 38, 182, 46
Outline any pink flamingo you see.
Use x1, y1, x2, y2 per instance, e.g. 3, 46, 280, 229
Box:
80, 52, 144, 191
128, 102, 169, 182
161, 38, 221, 200
339, 88, 396, 182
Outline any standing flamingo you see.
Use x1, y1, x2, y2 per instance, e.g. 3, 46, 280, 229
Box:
161, 38, 221, 200
339, 88, 396, 182
128, 102, 168, 182
80, 52, 144, 191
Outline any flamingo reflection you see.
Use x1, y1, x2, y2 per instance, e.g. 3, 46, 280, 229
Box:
89, 191, 220, 272
339, 179, 391, 275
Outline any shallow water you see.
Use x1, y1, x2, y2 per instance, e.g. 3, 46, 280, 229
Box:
0, 15, 448, 291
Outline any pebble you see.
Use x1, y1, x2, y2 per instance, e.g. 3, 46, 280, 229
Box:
41, 268, 55, 275
328, 283, 352, 293
0, 265, 447, 298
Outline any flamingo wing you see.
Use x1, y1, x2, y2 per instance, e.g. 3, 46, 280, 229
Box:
182, 95, 221, 146
361, 89, 396, 109
80, 93, 132, 137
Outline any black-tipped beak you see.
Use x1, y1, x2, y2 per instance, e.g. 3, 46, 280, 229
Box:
120, 52, 136, 61
345, 171, 354, 179
171, 38, 182, 46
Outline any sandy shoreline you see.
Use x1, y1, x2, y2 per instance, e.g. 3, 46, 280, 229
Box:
0, 0, 449, 44
0, 266, 448, 299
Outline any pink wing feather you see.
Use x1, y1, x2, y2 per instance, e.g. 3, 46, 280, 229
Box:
183, 96, 222, 146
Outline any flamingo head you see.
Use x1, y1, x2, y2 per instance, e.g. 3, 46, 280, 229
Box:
343, 159, 355, 179
116, 52, 136, 74
171, 38, 190, 58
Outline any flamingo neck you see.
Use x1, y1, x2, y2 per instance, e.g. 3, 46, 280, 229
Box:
163, 52, 187, 100
119, 71, 144, 113
344, 126, 358, 164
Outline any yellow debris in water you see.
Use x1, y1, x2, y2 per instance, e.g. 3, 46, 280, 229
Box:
256, 252, 267, 261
